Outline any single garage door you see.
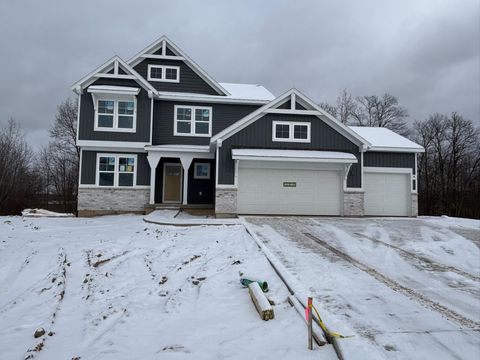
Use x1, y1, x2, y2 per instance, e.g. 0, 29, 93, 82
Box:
237, 164, 342, 215
364, 172, 410, 216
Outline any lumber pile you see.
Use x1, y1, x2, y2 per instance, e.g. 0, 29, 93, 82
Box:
248, 282, 275, 320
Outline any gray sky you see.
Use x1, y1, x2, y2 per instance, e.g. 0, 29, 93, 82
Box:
0, 0, 479, 149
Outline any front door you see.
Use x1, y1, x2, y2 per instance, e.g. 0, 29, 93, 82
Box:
163, 163, 182, 203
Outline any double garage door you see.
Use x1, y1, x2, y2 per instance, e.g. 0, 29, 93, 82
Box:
364, 172, 411, 216
237, 163, 342, 215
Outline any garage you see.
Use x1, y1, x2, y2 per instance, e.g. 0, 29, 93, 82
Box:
364, 171, 411, 216
232, 149, 358, 216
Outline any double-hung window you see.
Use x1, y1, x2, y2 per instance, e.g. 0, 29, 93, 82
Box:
174, 105, 212, 137
272, 121, 311, 143
95, 98, 136, 132
97, 154, 137, 187
148, 64, 180, 83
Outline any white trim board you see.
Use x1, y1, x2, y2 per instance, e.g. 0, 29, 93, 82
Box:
77, 140, 149, 149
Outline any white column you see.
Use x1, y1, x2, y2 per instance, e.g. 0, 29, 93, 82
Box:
147, 153, 162, 204
180, 155, 194, 205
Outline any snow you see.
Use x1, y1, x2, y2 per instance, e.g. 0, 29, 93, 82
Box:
0, 215, 333, 360
21, 209, 74, 218
349, 126, 424, 151
244, 216, 480, 360
144, 210, 240, 226
219, 83, 275, 101
231, 149, 358, 162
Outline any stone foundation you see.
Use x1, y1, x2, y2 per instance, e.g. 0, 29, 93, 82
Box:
78, 187, 150, 216
215, 188, 237, 217
411, 193, 418, 217
343, 191, 364, 216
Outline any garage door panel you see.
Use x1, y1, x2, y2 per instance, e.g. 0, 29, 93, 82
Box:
237, 165, 342, 215
364, 172, 410, 216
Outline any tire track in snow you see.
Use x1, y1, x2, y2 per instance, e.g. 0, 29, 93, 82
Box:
303, 232, 480, 330
353, 232, 480, 282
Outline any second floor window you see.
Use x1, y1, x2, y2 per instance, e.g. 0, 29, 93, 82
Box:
272, 121, 311, 143
174, 105, 212, 137
148, 64, 180, 83
95, 99, 136, 132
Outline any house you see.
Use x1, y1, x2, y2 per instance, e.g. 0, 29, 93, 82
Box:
73, 35, 424, 217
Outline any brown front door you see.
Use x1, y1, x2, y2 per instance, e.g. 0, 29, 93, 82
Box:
163, 163, 182, 203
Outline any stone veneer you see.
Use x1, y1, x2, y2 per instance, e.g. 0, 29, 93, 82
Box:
215, 187, 237, 217
411, 193, 418, 217
78, 188, 149, 216
343, 191, 365, 216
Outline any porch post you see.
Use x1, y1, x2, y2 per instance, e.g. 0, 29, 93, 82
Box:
180, 155, 194, 205
147, 152, 162, 204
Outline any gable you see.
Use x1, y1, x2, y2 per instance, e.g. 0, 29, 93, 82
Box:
134, 58, 220, 95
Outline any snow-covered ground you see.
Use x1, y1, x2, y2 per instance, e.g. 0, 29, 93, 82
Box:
244, 216, 480, 360
0, 215, 334, 360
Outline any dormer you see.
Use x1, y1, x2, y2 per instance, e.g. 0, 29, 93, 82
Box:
128, 36, 230, 96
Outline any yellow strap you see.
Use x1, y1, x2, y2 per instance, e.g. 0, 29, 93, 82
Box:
311, 304, 354, 339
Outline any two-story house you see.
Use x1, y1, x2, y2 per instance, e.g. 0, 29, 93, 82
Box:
73, 36, 424, 217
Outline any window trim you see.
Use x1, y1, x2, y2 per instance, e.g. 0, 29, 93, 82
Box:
95, 153, 138, 188
272, 121, 311, 143
174, 105, 212, 137
194, 163, 211, 179
94, 97, 137, 133
147, 64, 180, 83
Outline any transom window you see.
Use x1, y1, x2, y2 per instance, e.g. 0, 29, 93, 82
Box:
194, 163, 211, 179
148, 64, 180, 83
174, 105, 212, 137
97, 154, 136, 187
95, 99, 136, 132
272, 121, 311, 143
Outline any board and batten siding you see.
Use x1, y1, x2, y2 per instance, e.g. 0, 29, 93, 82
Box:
218, 113, 362, 187
80, 151, 150, 186
134, 58, 220, 95
78, 78, 151, 142
152, 101, 260, 146
364, 152, 416, 175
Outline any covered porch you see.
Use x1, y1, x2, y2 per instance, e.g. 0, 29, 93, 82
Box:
146, 145, 215, 206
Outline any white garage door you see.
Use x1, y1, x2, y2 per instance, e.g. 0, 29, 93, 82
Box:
364, 172, 410, 216
237, 164, 342, 215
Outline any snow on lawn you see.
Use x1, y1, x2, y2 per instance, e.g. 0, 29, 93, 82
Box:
0, 215, 333, 360
244, 216, 480, 360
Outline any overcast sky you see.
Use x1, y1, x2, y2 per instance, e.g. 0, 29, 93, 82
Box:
0, 0, 479, 149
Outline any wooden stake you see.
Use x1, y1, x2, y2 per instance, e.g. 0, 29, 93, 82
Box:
308, 297, 313, 350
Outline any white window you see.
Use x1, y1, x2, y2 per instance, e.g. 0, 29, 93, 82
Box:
148, 64, 180, 83
272, 121, 311, 143
194, 163, 211, 179
96, 154, 137, 187
174, 105, 212, 137
95, 98, 136, 132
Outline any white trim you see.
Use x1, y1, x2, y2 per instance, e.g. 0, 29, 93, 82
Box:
265, 109, 321, 115
76, 94, 81, 143
272, 121, 311, 143
145, 144, 212, 154
173, 105, 212, 137
95, 153, 138, 188
79, 185, 150, 190
211, 88, 369, 147
93, 74, 137, 80
162, 162, 183, 203
215, 144, 220, 187
232, 156, 356, 164
216, 184, 237, 190
87, 85, 140, 96
155, 92, 270, 105
147, 64, 180, 83
140, 54, 185, 61
77, 140, 149, 149
291, 93, 296, 110
93, 97, 137, 133
127, 35, 229, 96
194, 162, 211, 179
149, 96, 154, 145
367, 146, 425, 153
78, 148, 83, 187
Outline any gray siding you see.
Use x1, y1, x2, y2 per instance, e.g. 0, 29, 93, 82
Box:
218, 113, 362, 187
364, 152, 416, 175
80, 151, 150, 185
134, 59, 220, 95
78, 78, 151, 142
152, 100, 259, 146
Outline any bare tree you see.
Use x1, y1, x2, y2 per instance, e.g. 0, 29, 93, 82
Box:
319, 102, 337, 118
50, 97, 79, 159
335, 89, 356, 124
351, 93, 410, 136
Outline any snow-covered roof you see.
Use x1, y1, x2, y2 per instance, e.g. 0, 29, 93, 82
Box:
218, 83, 275, 102
349, 126, 424, 153
87, 85, 140, 95
232, 149, 358, 163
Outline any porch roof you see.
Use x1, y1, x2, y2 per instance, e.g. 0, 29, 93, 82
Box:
145, 145, 212, 154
